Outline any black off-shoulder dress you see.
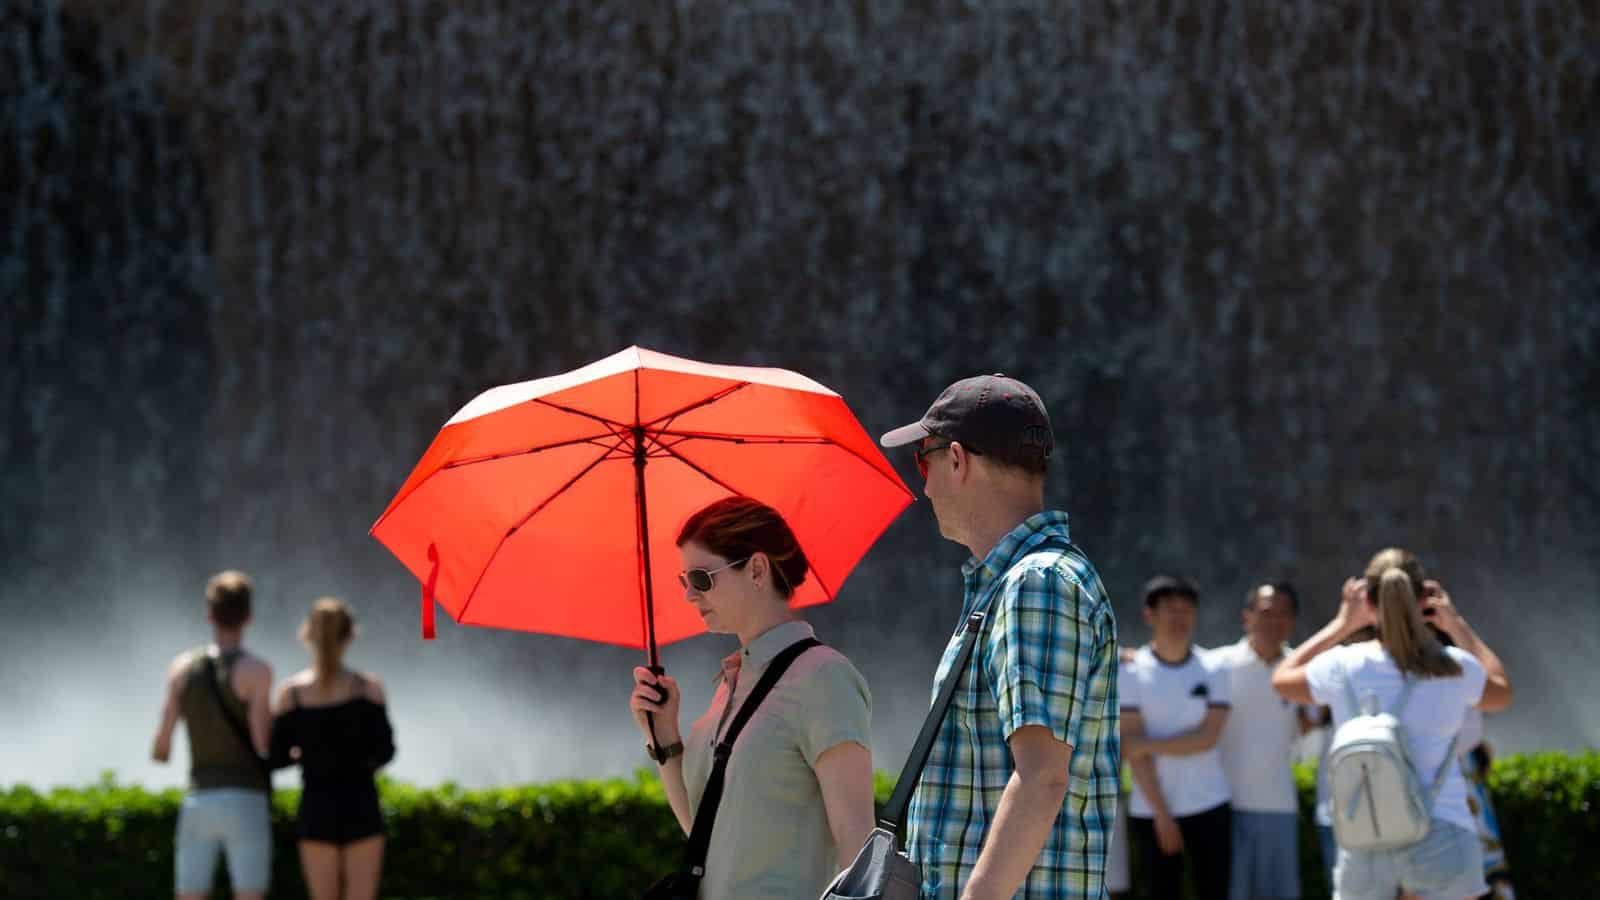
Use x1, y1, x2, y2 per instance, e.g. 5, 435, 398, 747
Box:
269, 674, 396, 844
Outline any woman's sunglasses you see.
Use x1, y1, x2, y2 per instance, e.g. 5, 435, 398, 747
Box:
677, 556, 751, 592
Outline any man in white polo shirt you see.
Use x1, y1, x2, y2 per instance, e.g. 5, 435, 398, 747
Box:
1208, 582, 1306, 900
1121, 575, 1232, 900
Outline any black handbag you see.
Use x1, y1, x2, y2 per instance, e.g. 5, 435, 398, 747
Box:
820, 539, 1078, 900
814, 610, 978, 900
643, 637, 821, 900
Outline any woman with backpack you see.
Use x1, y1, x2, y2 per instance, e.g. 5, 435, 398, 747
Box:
1271, 548, 1512, 900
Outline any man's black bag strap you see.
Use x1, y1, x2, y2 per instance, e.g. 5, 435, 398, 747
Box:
879, 538, 1080, 839
201, 652, 271, 777
680, 637, 821, 877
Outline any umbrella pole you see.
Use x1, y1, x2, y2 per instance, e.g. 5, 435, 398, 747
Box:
633, 426, 669, 749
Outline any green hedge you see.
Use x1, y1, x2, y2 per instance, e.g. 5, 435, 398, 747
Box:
0, 774, 682, 900
2, 754, 1594, 899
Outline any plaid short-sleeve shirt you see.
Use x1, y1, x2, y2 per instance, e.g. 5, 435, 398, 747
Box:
905, 511, 1120, 900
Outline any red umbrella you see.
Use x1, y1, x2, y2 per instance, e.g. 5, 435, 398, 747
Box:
370, 346, 913, 672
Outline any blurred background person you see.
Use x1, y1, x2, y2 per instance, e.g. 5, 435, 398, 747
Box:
1208, 583, 1305, 900
1273, 549, 1511, 900
1109, 641, 1139, 899
1430, 582, 1517, 900
150, 570, 274, 900
270, 599, 396, 900
1457, 706, 1515, 900
1122, 575, 1233, 899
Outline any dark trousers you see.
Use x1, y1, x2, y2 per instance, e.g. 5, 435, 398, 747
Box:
1128, 802, 1232, 900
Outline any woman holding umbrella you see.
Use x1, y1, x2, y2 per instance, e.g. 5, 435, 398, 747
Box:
629, 496, 876, 900
370, 348, 911, 896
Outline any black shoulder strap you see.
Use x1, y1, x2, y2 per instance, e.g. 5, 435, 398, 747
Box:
681, 637, 821, 876
879, 538, 1079, 837
202, 653, 270, 776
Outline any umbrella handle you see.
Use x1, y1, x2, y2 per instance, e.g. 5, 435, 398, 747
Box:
644, 665, 670, 755
644, 664, 668, 705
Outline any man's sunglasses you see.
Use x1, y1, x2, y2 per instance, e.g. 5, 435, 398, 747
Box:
913, 442, 952, 478
913, 440, 981, 478
677, 556, 751, 592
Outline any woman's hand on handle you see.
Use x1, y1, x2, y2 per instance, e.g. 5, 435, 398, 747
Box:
630, 666, 694, 835
630, 666, 682, 743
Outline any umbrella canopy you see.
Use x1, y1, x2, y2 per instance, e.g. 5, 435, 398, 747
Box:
371, 347, 914, 660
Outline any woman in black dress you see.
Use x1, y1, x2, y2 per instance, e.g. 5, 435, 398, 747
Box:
270, 598, 395, 900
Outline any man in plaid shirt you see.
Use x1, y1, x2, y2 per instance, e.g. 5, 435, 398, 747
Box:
881, 374, 1120, 900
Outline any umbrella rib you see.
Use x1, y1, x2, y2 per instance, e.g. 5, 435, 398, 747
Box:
530, 397, 633, 431
808, 554, 838, 603
653, 441, 747, 500
655, 442, 840, 604
645, 382, 752, 431
440, 432, 629, 469
653, 432, 833, 446
453, 444, 618, 626
640, 431, 683, 458
595, 430, 635, 461
370, 433, 619, 536
661, 432, 917, 503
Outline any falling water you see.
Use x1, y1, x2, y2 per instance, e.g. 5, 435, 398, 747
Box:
4, 0, 1598, 788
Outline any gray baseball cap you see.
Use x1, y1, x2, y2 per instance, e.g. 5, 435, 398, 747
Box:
880, 374, 1054, 460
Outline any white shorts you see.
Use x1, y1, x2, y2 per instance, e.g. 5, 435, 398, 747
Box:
1334, 820, 1487, 900
175, 788, 271, 893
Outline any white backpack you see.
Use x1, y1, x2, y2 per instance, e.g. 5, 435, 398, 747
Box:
1325, 673, 1457, 851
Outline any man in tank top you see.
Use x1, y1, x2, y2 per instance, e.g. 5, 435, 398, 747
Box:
150, 570, 275, 900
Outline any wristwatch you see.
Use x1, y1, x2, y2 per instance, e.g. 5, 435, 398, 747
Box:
646, 740, 684, 764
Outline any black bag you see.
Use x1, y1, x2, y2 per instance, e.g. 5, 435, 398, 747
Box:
820, 539, 1078, 900
814, 611, 978, 900
643, 637, 821, 900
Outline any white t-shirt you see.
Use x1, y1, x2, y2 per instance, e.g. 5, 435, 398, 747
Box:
1313, 724, 1334, 827
1121, 644, 1232, 818
1458, 707, 1485, 756
1305, 642, 1487, 833
1206, 638, 1301, 814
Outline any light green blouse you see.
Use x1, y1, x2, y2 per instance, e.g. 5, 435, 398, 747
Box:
682, 621, 872, 900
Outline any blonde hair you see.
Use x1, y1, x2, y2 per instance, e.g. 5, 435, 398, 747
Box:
300, 597, 355, 683
1363, 548, 1461, 678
